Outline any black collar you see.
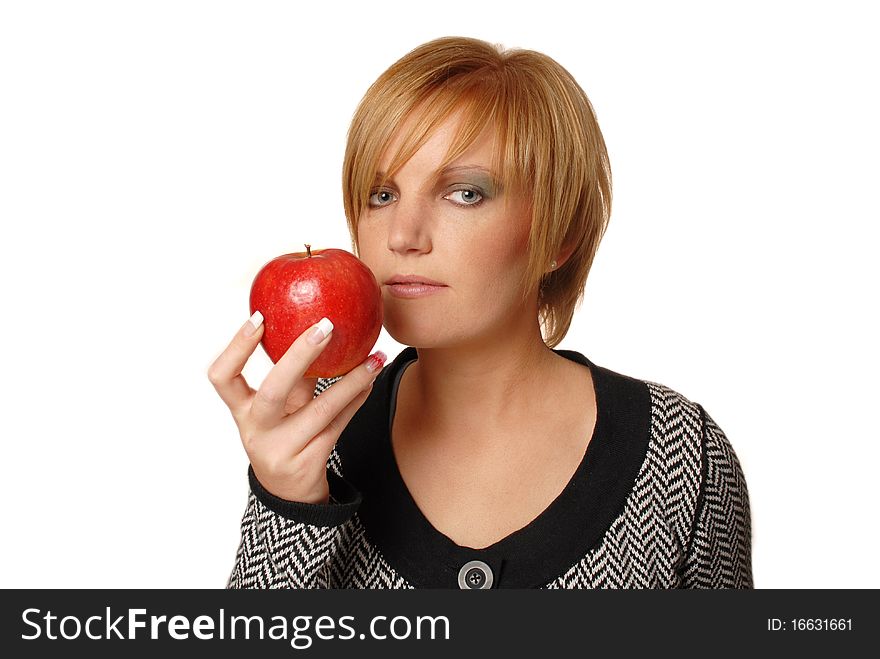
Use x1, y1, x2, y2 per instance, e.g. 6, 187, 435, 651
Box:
337, 346, 651, 588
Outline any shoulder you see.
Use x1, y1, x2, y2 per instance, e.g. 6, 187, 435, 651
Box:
634, 373, 750, 547
642, 377, 706, 451
578, 351, 707, 460
637, 374, 714, 485
599, 364, 716, 533
638, 375, 742, 486
589, 356, 705, 451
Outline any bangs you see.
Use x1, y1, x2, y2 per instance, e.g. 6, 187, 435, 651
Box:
360, 75, 526, 213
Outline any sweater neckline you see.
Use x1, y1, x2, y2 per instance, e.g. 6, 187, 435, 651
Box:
342, 346, 652, 588
386, 349, 601, 551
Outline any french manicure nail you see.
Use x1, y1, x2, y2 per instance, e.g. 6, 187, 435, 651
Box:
307, 317, 334, 345
365, 351, 387, 374
244, 310, 263, 337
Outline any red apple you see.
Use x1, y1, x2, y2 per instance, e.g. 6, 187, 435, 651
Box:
249, 245, 383, 377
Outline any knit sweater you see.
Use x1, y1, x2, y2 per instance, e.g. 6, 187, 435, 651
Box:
227, 347, 754, 589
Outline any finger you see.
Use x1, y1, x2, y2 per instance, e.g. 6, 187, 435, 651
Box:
207, 311, 265, 417
296, 383, 373, 466
294, 350, 387, 441
282, 377, 318, 415
250, 317, 335, 429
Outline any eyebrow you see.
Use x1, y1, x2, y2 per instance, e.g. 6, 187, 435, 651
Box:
439, 165, 496, 176
373, 165, 499, 182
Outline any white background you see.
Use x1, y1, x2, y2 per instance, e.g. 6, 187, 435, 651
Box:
1, 0, 877, 588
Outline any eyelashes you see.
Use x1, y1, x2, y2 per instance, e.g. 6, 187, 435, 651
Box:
367, 186, 487, 209
368, 190, 396, 207
445, 188, 484, 207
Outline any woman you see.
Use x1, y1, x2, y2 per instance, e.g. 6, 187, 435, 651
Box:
210, 36, 753, 589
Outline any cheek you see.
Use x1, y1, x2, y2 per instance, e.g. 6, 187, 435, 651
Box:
479, 211, 531, 271
464, 229, 528, 297
473, 217, 531, 301
355, 226, 381, 266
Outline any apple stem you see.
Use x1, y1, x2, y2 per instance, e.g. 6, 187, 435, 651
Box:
305, 243, 311, 258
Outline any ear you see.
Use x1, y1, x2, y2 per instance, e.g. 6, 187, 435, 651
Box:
553, 242, 576, 270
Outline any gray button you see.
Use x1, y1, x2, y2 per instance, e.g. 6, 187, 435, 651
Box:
457, 560, 493, 589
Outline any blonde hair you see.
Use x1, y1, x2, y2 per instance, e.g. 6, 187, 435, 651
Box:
342, 36, 612, 348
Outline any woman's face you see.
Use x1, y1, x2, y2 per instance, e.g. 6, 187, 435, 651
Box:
356, 110, 535, 350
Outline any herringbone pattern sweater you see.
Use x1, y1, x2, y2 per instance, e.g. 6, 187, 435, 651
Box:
227, 347, 753, 589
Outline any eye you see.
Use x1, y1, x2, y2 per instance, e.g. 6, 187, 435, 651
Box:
368, 190, 397, 208
445, 188, 484, 207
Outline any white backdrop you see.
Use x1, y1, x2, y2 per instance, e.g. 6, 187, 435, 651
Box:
1, 0, 877, 588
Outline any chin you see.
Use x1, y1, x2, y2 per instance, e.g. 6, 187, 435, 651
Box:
383, 301, 477, 350
386, 327, 440, 349
387, 321, 488, 353
385, 321, 451, 350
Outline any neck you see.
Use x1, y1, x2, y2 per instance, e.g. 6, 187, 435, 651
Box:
402, 320, 565, 450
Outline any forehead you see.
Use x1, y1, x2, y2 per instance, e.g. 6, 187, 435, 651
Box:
377, 105, 498, 174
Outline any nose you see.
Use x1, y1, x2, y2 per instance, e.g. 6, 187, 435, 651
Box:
386, 195, 432, 256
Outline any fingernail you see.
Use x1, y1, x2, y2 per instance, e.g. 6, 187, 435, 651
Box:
307, 317, 334, 345
244, 310, 263, 337
365, 350, 387, 374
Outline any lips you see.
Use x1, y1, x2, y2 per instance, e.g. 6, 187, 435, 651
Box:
384, 274, 447, 287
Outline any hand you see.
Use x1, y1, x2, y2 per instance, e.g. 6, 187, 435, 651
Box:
208, 312, 386, 504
